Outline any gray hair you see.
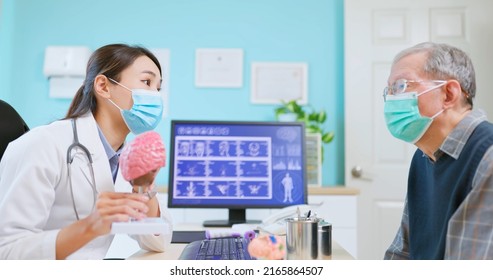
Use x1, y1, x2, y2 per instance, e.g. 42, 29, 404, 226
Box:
393, 42, 475, 107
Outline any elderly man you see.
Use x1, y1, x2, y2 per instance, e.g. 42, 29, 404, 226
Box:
383, 42, 493, 259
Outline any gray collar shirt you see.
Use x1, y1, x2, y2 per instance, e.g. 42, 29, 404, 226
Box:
96, 126, 122, 183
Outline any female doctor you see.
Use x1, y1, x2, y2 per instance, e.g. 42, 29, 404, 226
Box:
0, 44, 172, 259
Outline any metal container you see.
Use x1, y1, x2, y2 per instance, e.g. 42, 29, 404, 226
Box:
318, 221, 332, 259
286, 216, 332, 260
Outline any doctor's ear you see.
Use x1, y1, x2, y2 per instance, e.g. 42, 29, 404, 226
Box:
93, 75, 112, 98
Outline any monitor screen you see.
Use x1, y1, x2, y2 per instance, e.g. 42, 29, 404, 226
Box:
167, 120, 307, 227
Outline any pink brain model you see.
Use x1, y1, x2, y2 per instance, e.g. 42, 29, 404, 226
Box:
119, 131, 166, 186
247, 235, 286, 260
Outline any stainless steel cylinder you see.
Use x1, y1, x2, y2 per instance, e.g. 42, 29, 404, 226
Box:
286, 217, 332, 260
317, 221, 332, 259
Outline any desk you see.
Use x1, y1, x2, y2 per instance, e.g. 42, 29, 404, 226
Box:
127, 224, 354, 260
155, 189, 359, 257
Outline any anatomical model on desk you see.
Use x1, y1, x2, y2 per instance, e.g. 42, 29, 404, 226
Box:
111, 131, 169, 234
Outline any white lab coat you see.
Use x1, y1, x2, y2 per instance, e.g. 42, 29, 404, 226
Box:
0, 112, 172, 259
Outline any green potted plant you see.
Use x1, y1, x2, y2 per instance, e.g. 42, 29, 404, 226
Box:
275, 99, 334, 161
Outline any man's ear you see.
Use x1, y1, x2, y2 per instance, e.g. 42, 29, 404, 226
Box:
443, 80, 463, 108
93, 75, 111, 98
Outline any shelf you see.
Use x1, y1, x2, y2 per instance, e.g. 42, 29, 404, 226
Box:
307, 186, 359, 195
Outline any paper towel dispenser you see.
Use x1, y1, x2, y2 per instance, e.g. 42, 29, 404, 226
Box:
43, 46, 91, 77
43, 46, 92, 98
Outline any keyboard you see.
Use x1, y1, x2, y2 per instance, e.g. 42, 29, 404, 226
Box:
179, 237, 255, 260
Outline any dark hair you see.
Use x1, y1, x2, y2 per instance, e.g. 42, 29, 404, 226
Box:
65, 44, 161, 119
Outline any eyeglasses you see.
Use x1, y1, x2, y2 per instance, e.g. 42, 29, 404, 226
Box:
383, 79, 446, 101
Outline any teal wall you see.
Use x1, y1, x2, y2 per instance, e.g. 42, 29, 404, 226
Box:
0, 0, 345, 186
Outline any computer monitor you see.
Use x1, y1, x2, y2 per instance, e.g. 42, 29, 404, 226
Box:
167, 120, 307, 227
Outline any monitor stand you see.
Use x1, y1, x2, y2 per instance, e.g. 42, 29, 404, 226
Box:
202, 209, 261, 227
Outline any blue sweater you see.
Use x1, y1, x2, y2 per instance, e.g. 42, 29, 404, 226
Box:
407, 121, 493, 259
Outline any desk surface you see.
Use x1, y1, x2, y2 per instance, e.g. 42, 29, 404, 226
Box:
127, 224, 354, 260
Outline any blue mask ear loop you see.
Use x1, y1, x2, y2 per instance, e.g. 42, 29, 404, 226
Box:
108, 77, 132, 92
106, 77, 132, 111
67, 118, 97, 220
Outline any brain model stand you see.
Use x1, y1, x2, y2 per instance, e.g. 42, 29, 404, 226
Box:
119, 131, 166, 195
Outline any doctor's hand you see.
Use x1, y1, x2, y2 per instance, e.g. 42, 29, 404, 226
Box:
131, 182, 160, 219
84, 191, 150, 236
56, 192, 150, 260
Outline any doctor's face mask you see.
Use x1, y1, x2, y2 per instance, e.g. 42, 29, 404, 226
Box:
107, 77, 163, 135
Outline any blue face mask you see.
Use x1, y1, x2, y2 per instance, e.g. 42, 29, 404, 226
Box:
108, 78, 163, 135
384, 84, 444, 143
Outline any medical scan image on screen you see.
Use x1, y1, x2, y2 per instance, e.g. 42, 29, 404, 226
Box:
167, 120, 307, 226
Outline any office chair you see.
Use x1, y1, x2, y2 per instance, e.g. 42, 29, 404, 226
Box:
0, 100, 29, 161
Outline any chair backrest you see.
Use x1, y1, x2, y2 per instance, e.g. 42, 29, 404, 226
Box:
0, 100, 29, 161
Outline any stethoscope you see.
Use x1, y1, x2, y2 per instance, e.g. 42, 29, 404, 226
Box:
67, 118, 97, 220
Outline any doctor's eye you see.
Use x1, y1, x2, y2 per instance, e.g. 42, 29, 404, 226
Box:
142, 79, 151, 86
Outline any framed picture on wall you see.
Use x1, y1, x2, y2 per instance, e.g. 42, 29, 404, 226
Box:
195, 48, 244, 88
250, 62, 308, 104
